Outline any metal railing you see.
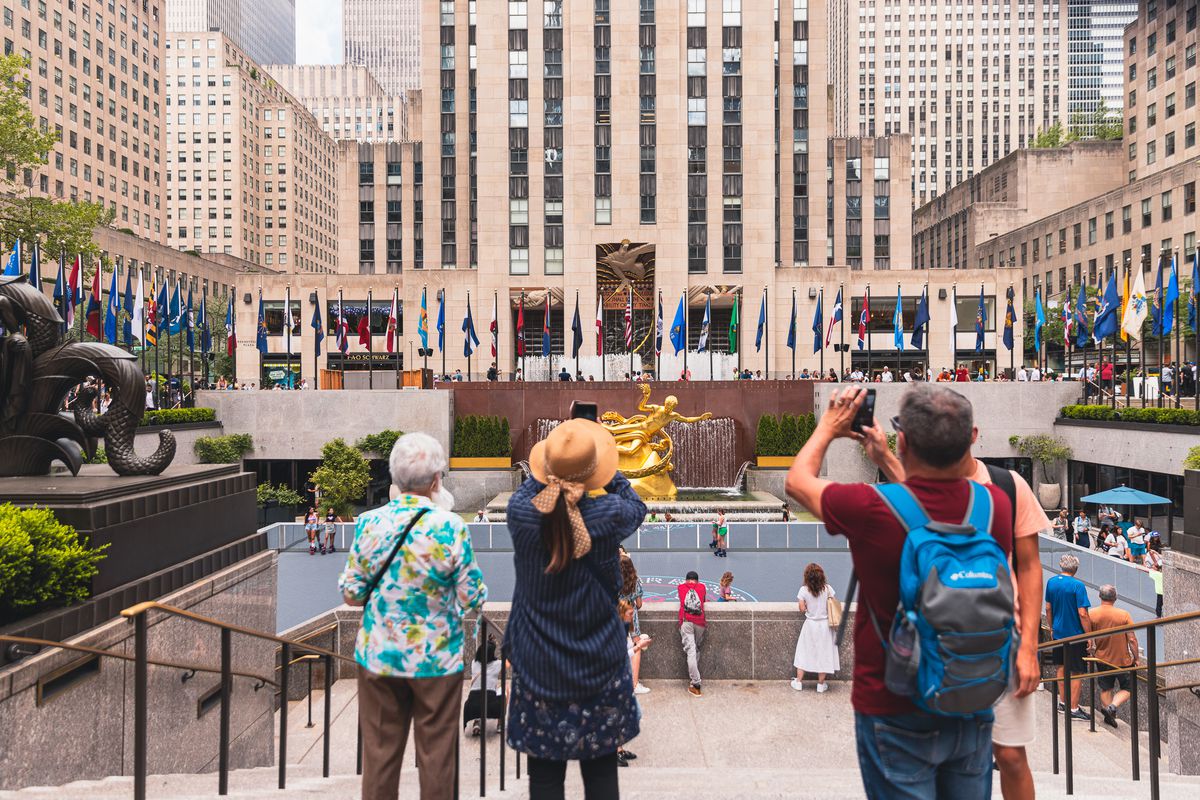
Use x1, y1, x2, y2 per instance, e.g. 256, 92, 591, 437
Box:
1038, 608, 1200, 799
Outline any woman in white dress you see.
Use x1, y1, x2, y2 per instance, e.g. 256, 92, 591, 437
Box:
791, 562, 840, 693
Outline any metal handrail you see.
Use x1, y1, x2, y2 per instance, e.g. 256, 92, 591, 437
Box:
1037, 608, 1200, 650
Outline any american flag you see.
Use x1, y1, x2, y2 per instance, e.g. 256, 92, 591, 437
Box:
857, 290, 871, 350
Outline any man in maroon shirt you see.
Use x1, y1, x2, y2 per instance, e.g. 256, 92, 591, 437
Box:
785, 384, 1014, 800
677, 571, 707, 696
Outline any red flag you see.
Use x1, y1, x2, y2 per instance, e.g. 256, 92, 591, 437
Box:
358, 313, 371, 347
596, 295, 604, 356
489, 295, 497, 358
516, 302, 526, 357
386, 291, 398, 353
85, 262, 103, 338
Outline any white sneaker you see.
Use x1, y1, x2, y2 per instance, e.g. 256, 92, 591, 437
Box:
790, 678, 804, 691
634, 683, 651, 695
816, 683, 829, 693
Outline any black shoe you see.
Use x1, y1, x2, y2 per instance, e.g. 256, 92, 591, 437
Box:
621, 750, 637, 761
617, 753, 629, 767
709, 541, 717, 549
1057, 702, 1066, 712
1069, 708, 1090, 721
1102, 705, 1118, 728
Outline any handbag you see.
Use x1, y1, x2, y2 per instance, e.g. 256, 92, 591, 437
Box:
826, 593, 843, 629
362, 508, 429, 605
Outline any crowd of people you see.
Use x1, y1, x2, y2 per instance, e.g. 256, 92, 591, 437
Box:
1052, 506, 1166, 616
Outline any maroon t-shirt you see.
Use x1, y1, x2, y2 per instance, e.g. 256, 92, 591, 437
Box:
821, 477, 1014, 716
677, 581, 707, 627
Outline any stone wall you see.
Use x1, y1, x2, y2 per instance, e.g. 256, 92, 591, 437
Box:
0, 552, 278, 791
444, 469, 522, 516
133, 422, 225, 467
1054, 419, 1199, 480
1165, 549, 1200, 776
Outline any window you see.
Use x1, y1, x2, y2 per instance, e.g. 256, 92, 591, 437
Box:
1188, 122, 1196, 149
1088, 218, 1096, 246
1142, 198, 1152, 228
1186, 82, 1195, 110
1186, 182, 1197, 215
1163, 191, 1173, 222
1147, 103, 1157, 127
1105, 211, 1114, 240
1166, 93, 1176, 119
595, 196, 611, 225
1166, 132, 1176, 157
874, 157, 889, 181
1122, 205, 1132, 234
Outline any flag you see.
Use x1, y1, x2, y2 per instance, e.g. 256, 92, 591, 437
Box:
153, 280, 168, 347
654, 293, 663, 356
786, 293, 797, 352
974, 286, 987, 353
489, 294, 498, 358
1152, 257, 1167, 336
911, 287, 930, 351
516, 299, 526, 357
463, 295, 480, 357
542, 294, 552, 356
436, 291, 445, 351
255, 293, 268, 354
728, 293, 740, 355
418, 288, 430, 351
53, 252, 66, 325
1062, 288, 1074, 347
624, 290, 634, 349
103, 264, 119, 344
1119, 267, 1147, 342
1033, 287, 1045, 352
1002, 287, 1016, 352
2, 240, 19, 277
185, 285, 195, 351
595, 295, 604, 356
85, 261, 102, 338
572, 297, 584, 359
168, 280, 182, 335
28, 242, 39, 291
336, 296, 349, 354
311, 300, 324, 358
949, 287, 959, 353
825, 288, 843, 347
357, 300, 371, 347
1190, 251, 1199, 332
1165, 256, 1180, 336
892, 286, 904, 351
697, 294, 711, 352
857, 291, 870, 350
122, 265, 134, 347
670, 294, 686, 355
1120, 267, 1131, 343
224, 294, 235, 356
387, 290, 399, 353
200, 296, 211, 355
66, 255, 81, 327
755, 290, 766, 352
811, 290, 823, 354
1074, 284, 1090, 349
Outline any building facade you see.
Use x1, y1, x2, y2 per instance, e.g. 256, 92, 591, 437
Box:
165, 32, 338, 273
267, 63, 414, 143
166, 0, 296, 65
342, 0, 421, 94
1067, 1, 1137, 133
3, 0, 167, 242
835, 0, 1069, 206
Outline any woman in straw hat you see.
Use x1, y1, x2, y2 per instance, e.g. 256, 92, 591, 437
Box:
504, 418, 648, 798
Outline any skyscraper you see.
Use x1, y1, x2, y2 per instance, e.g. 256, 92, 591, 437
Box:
343, 0, 422, 94
1067, 1, 1138, 135
167, 0, 297, 65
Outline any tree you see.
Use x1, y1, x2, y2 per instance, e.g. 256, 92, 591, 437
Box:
1031, 121, 1078, 149
0, 196, 113, 262
1068, 100, 1124, 142
309, 438, 371, 517
0, 54, 58, 184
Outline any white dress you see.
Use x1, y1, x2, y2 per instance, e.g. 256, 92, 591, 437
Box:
793, 585, 841, 675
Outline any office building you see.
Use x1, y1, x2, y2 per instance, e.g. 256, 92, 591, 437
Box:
342, 0, 420, 94
1067, 1, 1137, 135
267, 63, 414, 142
166, 0, 296, 65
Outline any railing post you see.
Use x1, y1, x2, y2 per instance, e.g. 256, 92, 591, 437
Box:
454, 725, 460, 800
1064, 649, 1074, 796
499, 648, 507, 793
306, 659, 314, 728
1130, 668, 1140, 782
356, 711, 363, 776
219, 627, 231, 796
279, 642, 289, 790
1148, 625, 1160, 800
480, 617, 487, 798
133, 612, 148, 800
1051, 661, 1060, 776
322, 654, 333, 779
1089, 661, 1096, 733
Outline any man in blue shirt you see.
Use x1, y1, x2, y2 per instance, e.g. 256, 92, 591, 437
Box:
1044, 553, 1092, 720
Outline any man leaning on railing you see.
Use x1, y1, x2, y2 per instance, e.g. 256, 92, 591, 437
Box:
339, 432, 487, 800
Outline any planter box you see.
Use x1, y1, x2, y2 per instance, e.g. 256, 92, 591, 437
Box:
755, 456, 795, 468
1056, 417, 1200, 436
450, 457, 512, 469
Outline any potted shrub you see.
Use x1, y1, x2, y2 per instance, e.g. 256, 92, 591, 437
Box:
309, 438, 372, 518
1011, 434, 1073, 509
754, 412, 815, 467
449, 415, 512, 469
256, 483, 305, 527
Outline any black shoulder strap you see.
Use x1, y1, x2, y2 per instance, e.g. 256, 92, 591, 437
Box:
363, 507, 430, 604
985, 463, 1019, 576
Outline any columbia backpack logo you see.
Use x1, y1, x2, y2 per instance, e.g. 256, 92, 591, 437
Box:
870, 481, 1017, 718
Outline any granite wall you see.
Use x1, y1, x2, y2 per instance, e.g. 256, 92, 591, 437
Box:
132, 422, 225, 467
1165, 549, 1200, 776
0, 552, 278, 791
444, 469, 522, 516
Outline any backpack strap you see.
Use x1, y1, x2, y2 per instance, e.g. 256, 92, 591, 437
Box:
984, 463, 1019, 577
872, 482, 932, 533
963, 481, 995, 534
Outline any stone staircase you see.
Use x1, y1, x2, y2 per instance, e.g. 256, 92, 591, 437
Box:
5, 680, 1200, 799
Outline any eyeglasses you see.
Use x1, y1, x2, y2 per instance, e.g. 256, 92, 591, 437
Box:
890, 415, 902, 432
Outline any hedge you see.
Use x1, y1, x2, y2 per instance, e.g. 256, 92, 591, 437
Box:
0, 504, 108, 623
755, 413, 816, 456
355, 429, 404, 457
1060, 404, 1200, 426
452, 415, 512, 458
141, 407, 216, 427
194, 433, 254, 463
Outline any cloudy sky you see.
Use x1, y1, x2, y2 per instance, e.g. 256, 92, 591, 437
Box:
295, 0, 342, 64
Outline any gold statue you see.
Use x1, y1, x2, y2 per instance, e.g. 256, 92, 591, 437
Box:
601, 384, 713, 499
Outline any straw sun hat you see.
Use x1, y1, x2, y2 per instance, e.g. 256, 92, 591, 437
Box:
529, 418, 619, 492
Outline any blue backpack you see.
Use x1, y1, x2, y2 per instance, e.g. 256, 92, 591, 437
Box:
869, 481, 1017, 718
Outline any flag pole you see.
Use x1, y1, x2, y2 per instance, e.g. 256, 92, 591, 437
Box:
951, 282, 957, 378
577, 289, 583, 378
140, 265, 147, 379
896, 282, 902, 378
1009, 284, 1015, 379
285, 284, 292, 390
396, 287, 403, 389
866, 283, 873, 380
630, 287, 636, 381
366, 287, 374, 389
440, 289, 447, 378
520, 290, 527, 380
203, 285, 209, 390
819, 287, 825, 377
1175, 248, 1182, 409
1080, 281, 1088, 398
924, 282, 930, 380
167, 271, 174, 403
682, 290, 688, 380
1158, 252, 1165, 408
466, 290, 473, 381
707, 292, 714, 381
764, 285, 770, 380
1125, 258, 1133, 406
736, 288, 742, 375
493, 289, 499, 383
421, 285, 429, 375
340, 287, 347, 389
153, 274, 161, 407
791, 287, 796, 379
188, 278, 196, 402
839, 281, 845, 378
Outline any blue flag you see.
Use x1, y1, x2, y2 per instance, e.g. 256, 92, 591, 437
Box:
1002, 287, 1016, 352
168, 281, 183, 335
28, 243, 40, 290
256, 293, 269, 353
122, 265, 134, 347
1092, 273, 1120, 342
811, 290, 823, 354
2, 240, 19, 277
892, 286, 904, 351
786, 293, 797, 351
1190, 251, 1199, 332
755, 291, 766, 352
653, 294, 662, 356
1165, 256, 1180, 336
200, 297, 212, 355
418, 288, 430, 351
311, 300, 324, 358
974, 287, 987, 353
103, 266, 119, 344
185, 286, 195, 350
1033, 288, 1046, 352
670, 295, 686, 355
462, 296, 480, 357
53, 252, 66, 327
1074, 283, 1090, 348
156, 280, 169, 340
1152, 257, 1166, 336
436, 291, 445, 351
911, 287, 930, 350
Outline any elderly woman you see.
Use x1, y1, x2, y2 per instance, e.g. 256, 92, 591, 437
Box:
505, 419, 648, 799
338, 432, 486, 800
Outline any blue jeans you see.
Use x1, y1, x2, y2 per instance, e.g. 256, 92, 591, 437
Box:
855, 712, 994, 800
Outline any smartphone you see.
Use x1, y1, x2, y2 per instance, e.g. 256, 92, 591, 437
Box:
850, 389, 877, 434
570, 401, 599, 422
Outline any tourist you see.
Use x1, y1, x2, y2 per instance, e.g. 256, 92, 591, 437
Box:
1045, 554, 1092, 721
717, 571, 738, 602
487, 362, 499, 381
1052, 508, 1070, 539
618, 600, 650, 767
1162, 362, 1174, 397
473, 509, 487, 523
453, 369, 464, 382
618, 553, 651, 695
712, 509, 728, 557
1016, 365, 1028, 381
504, 418, 645, 798
678, 570, 708, 697
781, 504, 791, 522
339, 432, 486, 800
321, 507, 339, 555
791, 562, 839, 693
828, 368, 840, 382
1128, 518, 1149, 560
708, 519, 720, 550
1148, 540, 1165, 616
515, 368, 524, 382
784, 385, 1014, 799
463, 635, 504, 737
304, 507, 319, 555
1105, 526, 1131, 560
880, 366, 893, 382
1072, 509, 1091, 549
954, 364, 969, 382
1029, 365, 1041, 382
558, 366, 571, 381
1088, 585, 1138, 729
756, 370, 764, 380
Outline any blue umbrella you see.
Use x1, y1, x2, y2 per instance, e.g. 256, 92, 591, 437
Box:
1079, 486, 1172, 506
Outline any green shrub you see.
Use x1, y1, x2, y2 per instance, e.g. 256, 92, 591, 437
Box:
755, 413, 817, 456
309, 438, 371, 516
85, 446, 107, 464
1060, 404, 1199, 426
755, 414, 781, 455
355, 429, 404, 457
452, 415, 512, 458
141, 407, 216, 427
1012, 434, 1073, 483
0, 504, 108, 622
194, 433, 254, 463
256, 482, 304, 507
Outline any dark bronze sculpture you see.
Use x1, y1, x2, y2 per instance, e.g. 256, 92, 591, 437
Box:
0, 275, 175, 476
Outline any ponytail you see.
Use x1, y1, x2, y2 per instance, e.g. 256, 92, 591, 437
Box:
542, 493, 574, 574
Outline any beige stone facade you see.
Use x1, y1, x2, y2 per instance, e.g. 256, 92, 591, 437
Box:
164, 32, 338, 273
913, 141, 1126, 271
266, 63, 414, 143
3, 0, 167, 241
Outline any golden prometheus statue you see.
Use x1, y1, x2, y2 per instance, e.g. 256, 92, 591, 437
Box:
601, 384, 713, 499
